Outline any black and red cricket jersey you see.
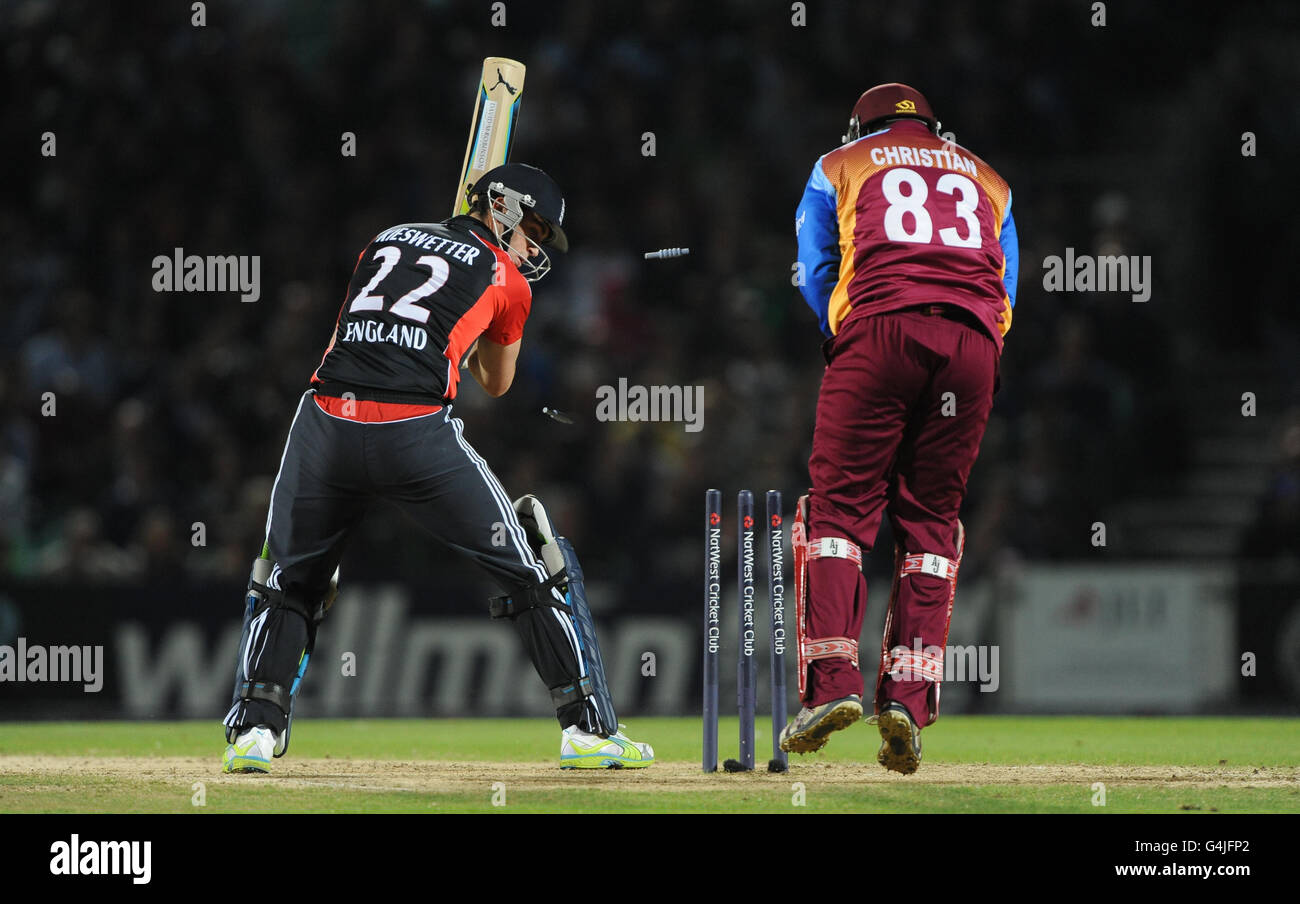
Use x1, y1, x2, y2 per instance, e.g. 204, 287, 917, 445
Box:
312, 215, 531, 403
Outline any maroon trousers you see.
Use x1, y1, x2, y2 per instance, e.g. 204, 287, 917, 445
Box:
805, 306, 998, 726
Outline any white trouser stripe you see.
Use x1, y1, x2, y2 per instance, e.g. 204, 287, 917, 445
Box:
450, 416, 585, 673
446, 413, 584, 671
447, 413, 543, 579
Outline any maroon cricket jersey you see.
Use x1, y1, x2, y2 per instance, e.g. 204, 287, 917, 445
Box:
796, 120, 1018, 348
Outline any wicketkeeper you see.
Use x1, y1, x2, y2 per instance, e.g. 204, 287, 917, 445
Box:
780, 84, 1018, 773
221, 164, 653, 772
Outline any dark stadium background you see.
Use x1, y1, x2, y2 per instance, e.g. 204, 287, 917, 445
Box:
2, 0, 1297, 718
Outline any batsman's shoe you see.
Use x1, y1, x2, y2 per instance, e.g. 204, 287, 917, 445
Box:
779, 694, 863, 754
876, 702, 922, 775
560, 725, 654, 769
222, 725, 278, 774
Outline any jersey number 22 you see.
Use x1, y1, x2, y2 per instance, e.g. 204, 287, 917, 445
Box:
348, 246, 450, 324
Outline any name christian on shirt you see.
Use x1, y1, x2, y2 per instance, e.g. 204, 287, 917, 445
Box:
867, 144, 979, 177
340, 225, 486, 351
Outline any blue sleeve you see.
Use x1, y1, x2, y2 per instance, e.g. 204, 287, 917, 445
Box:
999, 191, 1019, 309
795, 158, 840, 336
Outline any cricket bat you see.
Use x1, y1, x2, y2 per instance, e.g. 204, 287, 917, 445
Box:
452, 57, 526, 216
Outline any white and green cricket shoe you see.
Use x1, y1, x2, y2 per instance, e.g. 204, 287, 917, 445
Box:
222, 725, 278, 774
560, 725, 654, 769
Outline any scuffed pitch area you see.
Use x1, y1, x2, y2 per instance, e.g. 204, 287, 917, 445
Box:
2, 756, 1296, 792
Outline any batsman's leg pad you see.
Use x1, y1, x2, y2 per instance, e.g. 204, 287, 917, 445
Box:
874, 520, 964, 725
224, 558, 337, 755
552, 536, 618, 735
792, 495, 862, 700
487, 495, 618, 737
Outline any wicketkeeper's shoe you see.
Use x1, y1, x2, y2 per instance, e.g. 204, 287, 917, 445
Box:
222, 725, 279, 774
560, 725, 654, 769
779, 694, 863, 754
876, 701, 922, 775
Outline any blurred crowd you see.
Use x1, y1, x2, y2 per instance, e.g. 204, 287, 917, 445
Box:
2, 0, 1296, 608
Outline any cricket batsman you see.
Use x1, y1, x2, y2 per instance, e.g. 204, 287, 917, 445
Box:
221, 163, 653, 772
779, 84, 1018, 773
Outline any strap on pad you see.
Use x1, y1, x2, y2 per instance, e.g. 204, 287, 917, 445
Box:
238, 680, 292, 716
249, 580, 316, 623
808, 536, 863, 569
549, 676, 595, 707
883, 645, 944, 682
901, 552, 957, 583
488, 570, 569, 619
801, 636, 860, 667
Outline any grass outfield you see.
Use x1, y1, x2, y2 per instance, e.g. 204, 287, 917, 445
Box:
0, 716, 1297, 814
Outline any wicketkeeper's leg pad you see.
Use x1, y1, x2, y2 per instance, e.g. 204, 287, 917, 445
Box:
792, 494, 862, 700
487, 495, 619, 737
874, 520, 964, 726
